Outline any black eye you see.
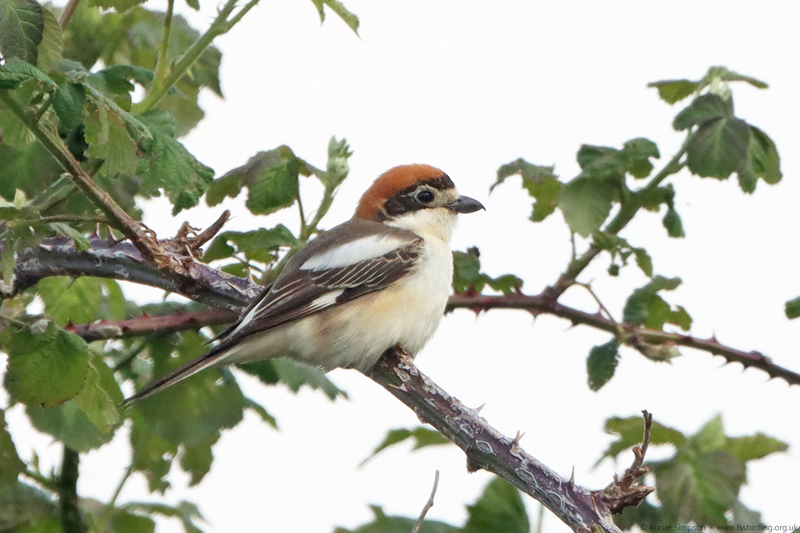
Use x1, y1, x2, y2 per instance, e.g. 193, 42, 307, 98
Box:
416, 190, 435, 204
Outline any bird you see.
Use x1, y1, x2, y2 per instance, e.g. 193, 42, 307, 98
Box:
122, 164, 484, 405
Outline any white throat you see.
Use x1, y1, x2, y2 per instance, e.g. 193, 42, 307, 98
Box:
386, 208, 458, 243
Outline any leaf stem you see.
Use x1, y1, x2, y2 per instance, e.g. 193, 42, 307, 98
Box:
108, 462, 134, 508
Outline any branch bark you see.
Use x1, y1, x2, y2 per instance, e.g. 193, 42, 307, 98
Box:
367, 347, 650, 533
5, 238, 799, 386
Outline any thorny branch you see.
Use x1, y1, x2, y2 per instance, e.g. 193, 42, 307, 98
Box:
3, 239, 799, 386
367, 347, 654, 533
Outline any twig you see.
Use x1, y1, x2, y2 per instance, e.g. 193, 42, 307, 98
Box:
64, 308, 236, 341
600, 411, 655, 513
59, 446, 87, 533
57, 0, 82, 29
411, 470, 440, 533
367, 346, 628, 533
8, 238, 800, 387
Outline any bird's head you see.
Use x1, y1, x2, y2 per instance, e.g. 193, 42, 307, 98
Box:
353, 164, 484, 242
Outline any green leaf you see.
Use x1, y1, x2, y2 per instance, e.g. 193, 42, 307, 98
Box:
0, 57, 56, 90
623, 276, 687, 330
647, 79, 699, 104
662, 206, 685, 238
586, 339, 620, 391
0, 0, 44, 64
271, 358, 347, 400
35, 6, 62, 72
1, 237, 16, 288
622, 137, 660, 178
599, 415, 685, 463
111, 511, 156, 533
73, 354, 123, 433
25, 397, 116, 451
135, 332, 245, 446
452, 247, 522, 295
702, 66, 768, 90
576, 144, 626, 179
137, 110, 214, 214
3, 322, 90, 407
0, 409, 24, 485
360, 426, 450, 466
52, 82, 86, 131
226, 149, 300, 216
84, 100, 138, 175
557, 176, 614, 237
0, 481, 58, 530
673, 93, 731, 130
204, 225, 298, 263
654, 450, 744, 527
309, 0, 360, 35
464, 477, 529, 533
724, 433, 787, 463
493, 158, 561, 221
633, 248, 653, 277
205, 171, 244, 207
36, 276, 103, 326
785, 296, 800, 319
736, 126, 782, 193
124, 501, 206, 533
180, 435, 217, 486
130, 415, 177, 493
687, 117, 751, 179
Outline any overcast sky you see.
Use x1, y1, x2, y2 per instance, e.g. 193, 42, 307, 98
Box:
9, 1, 800, 532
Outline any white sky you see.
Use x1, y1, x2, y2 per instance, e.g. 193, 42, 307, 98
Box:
7, 1, 800, 532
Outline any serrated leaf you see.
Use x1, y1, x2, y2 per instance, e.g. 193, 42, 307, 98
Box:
124, 501, 206, 533
673, 93, 731, 130
52, 82, 86, 131
0, 0, 44, 64
724, 433, 788, 463
180, 435, 217, 486
3, 322, 89, 406
111, 511, 156, 533
577, 144, 626, 179
0, 57, 56, 90
36, 276, 103, 326
687, 117, 751, 179
464, 477, 529, 533
137, 110, 214, 214
785, 296, 800, 319
360, 427, 450, 466
222, 149, 300, 216
35, 6, 62, 71
73, 354, 122, 433
623, 276, 683, 327
702, 66, 768, 90
0, 481, 59, 529
205, 171, 244, 207
130, 415, 177, 493
587, 339, 620, 391
50, 222, 91, 251
310, 0, 359, 35
557, 176, 614, 237
654, 450, 744, 527
135, 332, 245, 446
25, 396, 116, 451
493, 158, 561, 222
622, 137, 660, 178
84, 101, 138, 175
206, 226, 298, 263
737, 126, 781, 193
599, 415, 685, 463
647, 79, 699, 104
0, 409, 24, 484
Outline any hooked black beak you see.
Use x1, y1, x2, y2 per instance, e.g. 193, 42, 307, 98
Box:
446, 195, 485, 214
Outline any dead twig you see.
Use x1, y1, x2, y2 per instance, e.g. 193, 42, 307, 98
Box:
600, 410, 655, 513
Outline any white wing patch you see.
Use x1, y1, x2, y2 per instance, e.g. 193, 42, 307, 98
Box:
300, 234, 411, 271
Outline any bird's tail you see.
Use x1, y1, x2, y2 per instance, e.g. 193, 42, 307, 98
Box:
119, 343, 231, 408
